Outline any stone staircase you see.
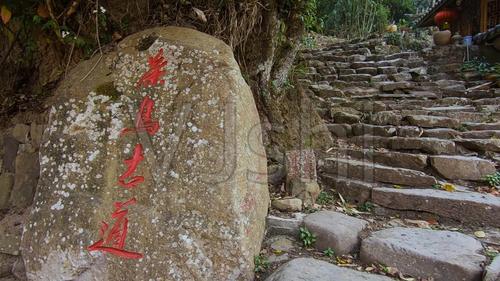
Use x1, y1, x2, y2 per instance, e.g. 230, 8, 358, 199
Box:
262, 38, 500, 281
296, 38, 500, 228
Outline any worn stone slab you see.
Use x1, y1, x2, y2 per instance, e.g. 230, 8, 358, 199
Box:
339, 149, 428, 172
422, 128, 460, 139
266, 214, 306, 237
405, 115, 460, 129
460, 130, 500, 139
0, 214, 23, 256
321, 174, 372, 204
21, 27, 269, 281
360, 227, 485, 281
8, 152, 39, 208
0, 173, 14, 210
455, 139, 500, 153
372, 188, 500, 227
430, 155, 496, 181
463, 122, 500, 131
484, 255, 500, 281
304, 211, 368, 255
389, 137, 456, 154
265, 258, 393, 281
324, 158, 436, 187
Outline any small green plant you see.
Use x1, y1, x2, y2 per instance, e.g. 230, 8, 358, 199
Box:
432, 183, 442, 189
485, 172, 500, 187
323, 247, 335, 257
485, 250, 499, 259
299, 227, 316, 247
317, 191, 334, 205
359, 201, 374, 212
254, 254, 270, 273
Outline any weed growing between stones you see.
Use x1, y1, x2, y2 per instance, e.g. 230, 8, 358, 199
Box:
485, 172, 500, 188
323, 248, 335, 257
254, 254, 270, 273
299, 227, 316, 248
316, 191, 334, 205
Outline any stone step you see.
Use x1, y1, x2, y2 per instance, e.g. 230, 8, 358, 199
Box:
372, 188, 500, 227
349, 136, 456, 155
405, 115, 460, 129
265, 258, 393, 281
360, 227, 485, 281
335, 148, 428, 172
429, 155, 497, 181
304, 211, 368, 255
323, 158, 437, 187
321, 174, 373, 204
455, 139, 500, 153
463, 122, 500, 131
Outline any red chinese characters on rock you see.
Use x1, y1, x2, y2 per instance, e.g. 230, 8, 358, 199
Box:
120, 96, 160, 136
118, 144, 145, 189
87, 198, 144, 259
137, 48, 168, 87
88, 49, 167, 260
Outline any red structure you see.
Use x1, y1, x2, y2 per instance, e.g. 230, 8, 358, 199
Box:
434, 8, 459, 27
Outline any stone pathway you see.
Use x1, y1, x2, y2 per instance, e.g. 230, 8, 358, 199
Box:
262, 38, 500, 281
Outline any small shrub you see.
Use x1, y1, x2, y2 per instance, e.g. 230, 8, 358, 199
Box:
323, 247, 335, 257
359, 201, 374, 212
299, 227, 316, 247
254, 254, 270, 273
317, 191, 334, 205
485, 172, 500, 187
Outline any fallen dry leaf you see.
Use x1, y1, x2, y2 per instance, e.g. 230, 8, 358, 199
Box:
441, 183, 456, 192
474, 231, 486, 238
1, 5, 12, 24
193, 7, 207, 22
37, 3, 50, 18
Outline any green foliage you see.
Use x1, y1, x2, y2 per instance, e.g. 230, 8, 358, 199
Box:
254, 254, 270, 273
299, 227, 316, 247
316, 191, 334, 205
380, 0, 415, 22
461, 58, 495, 75
485, 172, 500, 188
323, 248, 335, 257
319, 0, 389, 39
359, 201, 374, 212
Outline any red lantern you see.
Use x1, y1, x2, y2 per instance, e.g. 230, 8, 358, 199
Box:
434, 8, 459, 27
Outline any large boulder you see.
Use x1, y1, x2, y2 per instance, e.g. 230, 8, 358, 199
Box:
21, 27, 269, 281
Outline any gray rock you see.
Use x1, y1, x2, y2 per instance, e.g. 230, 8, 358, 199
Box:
371, 74, 388, 83
377, 81, 412, 92
326, 124, 352, 138
405, 115, 460, 129
372, 188, 500, 227
369, 111, 402, 126
396, 126, 423, 137
430, 155, 496, 181
266, 214, 306, 236
265, 258, 393, 281
0, 174, 14, 210
268, 236, 297, 253
391, 72, 412, 82
378, 66, 398, 75
272, 198, 302, 212
268, 164, 286, 187
8, 152, 39, 209
356, 67, 378, 75
455, 139, 500, 153
390, 137, 456, 154
333, 111, 361, 124
422, 128, 460, 139
321, 175, 372, 204
484, 255, 500, 281
2, 137, 18, 173
324, 158, 436, 187
304, 211, 368, 255
351, 124, 396, 137
0, 253, 16, 278
0, 214, 23, 256
290, 179, 320, 207
360, 227, 485, 281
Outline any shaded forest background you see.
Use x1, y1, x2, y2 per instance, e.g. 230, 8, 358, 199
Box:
0, 0, 435, 147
